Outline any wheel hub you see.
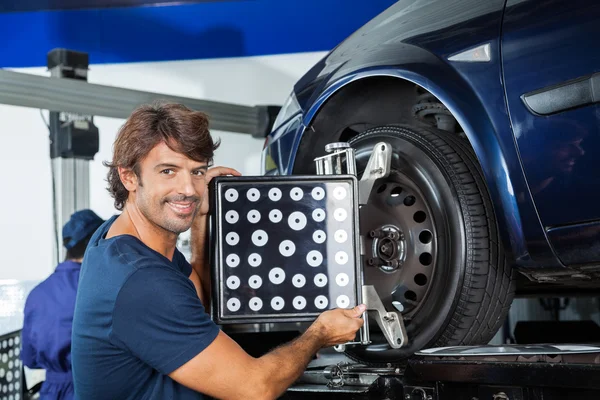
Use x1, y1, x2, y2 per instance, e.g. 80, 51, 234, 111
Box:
368, 225, 406, 273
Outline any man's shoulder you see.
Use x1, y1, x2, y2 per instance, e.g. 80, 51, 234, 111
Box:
87, 234, 172, 272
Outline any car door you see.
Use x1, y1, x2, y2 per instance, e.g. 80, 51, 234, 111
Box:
501, 0, 600, 266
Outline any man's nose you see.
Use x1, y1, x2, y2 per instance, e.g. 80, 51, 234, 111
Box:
177, 173, 196, 197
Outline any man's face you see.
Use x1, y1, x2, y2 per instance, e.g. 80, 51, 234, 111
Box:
133, 142, 209, 235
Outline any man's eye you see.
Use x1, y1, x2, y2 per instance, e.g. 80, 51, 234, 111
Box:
193, 169, 206, 176
160, 169, 174, 175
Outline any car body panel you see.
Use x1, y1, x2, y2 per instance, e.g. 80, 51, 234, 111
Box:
501, 0, 600, 265
262, 0, 599, 270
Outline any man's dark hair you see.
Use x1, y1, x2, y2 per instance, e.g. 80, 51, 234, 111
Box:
104, 102, 220, 211
64, 234, 94, 260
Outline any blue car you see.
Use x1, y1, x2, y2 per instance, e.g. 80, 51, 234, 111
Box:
261, 0, 600, 364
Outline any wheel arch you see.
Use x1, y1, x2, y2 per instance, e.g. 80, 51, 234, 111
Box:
291, 68, 528, 265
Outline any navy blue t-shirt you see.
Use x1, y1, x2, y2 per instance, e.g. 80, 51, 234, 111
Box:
72, 215, 220, 400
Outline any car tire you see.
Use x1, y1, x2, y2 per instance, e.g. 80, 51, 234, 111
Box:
342, 125, 515, 365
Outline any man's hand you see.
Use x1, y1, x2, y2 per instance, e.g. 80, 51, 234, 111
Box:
200, 166, 241, 216
309, 304, 366, 347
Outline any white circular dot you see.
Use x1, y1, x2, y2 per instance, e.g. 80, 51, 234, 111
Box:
334, 230, 348, 243
288, 211, 307, 231
1, 341, 5, 348
14, 348, 19, 357
6, 371, 12, 382
226, 298, 241, 312
293, 296, 307, 310
335, 251, 349, 265
279, 240, 296, 257
313, 230, 326, 244
248, 253, 262, 267
315, 295, 329, 309
247, 210, 261, 224
269, 188, 282, 201
7, 339, 12, 347
7, 362, 11, 370
14, 337, 19, 345
226, 254, 240, 268
271, 296, 285, 311
8, 350, 12, 358
13, 371, 18, 379
312, 208, 326, 222
1, 354, 6, 363
7, 385, 11, 393
306, 250, 323, 267
335, 273, 350, 287
226, 276, 240, 290
290, 187, 304, 201
0, 369, 4, 378
249, 297, 263, 311
314, 273, 328, 287
269, 209, 282, 223
334, 208, 348, 222
225, 210, 239, 224
292, 274, 306, 288
249, 275, 262, 289
15, 383, 19, 391
336, 295, 350, 308
225, 188, 239, 202
333, 186, 347, 200
311, 187, 325, 200
269, 268, 285, 284
226, 232, 240, 246
252, 230, 268, 247
247, 188, 260, 202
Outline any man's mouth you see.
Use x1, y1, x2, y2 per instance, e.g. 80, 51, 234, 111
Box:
166, 201, 197, 215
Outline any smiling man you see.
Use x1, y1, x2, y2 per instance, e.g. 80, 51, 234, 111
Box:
71, 102, 365, 400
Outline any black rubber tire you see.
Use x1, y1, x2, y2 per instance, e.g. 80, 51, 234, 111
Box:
343, 125, 515, 365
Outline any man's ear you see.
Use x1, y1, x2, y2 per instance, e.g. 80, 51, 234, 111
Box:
118, 167, 139, 192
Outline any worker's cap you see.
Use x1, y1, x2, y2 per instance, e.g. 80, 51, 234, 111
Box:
62, 209, 105, 250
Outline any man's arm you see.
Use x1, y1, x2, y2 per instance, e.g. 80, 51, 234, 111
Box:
169, 305, 365, 400
189, 214, 211, 307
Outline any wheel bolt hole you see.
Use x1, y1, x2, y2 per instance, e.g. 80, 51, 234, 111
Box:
404, 196, 416, 206
414, 211, 426, 223
405, 290, 417, 301
390, 187, 403, 198
414, 273, 428, 286
419, 230, 432, 244
419, 252, 432, 266
377, 184, 387, 193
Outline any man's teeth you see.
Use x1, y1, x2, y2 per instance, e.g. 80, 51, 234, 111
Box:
169, 202, 193, 210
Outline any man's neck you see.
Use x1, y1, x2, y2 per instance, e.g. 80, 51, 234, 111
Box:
108, 203, 178, 261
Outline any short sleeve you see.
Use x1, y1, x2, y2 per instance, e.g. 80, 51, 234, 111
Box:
110, 266, 220, 375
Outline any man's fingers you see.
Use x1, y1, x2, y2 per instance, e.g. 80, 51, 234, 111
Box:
345, 304, 366, 318
207, 166, 241, 179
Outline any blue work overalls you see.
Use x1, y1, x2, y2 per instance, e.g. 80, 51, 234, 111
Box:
21, 260, 81, 400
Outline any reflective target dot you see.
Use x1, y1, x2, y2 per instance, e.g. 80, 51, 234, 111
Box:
1, 354, 6, 363
311, 187, 325, 200
288, 211, 307, 231
334, 208, 348, 222
315, 295, 329, 310
268, 187, 282, 201
247, 210, 261, 224
248, 253, 262, 267
306, 250, 323, 267
271, 296, 285, 311
313, 230, 326, 244
0, 369, 4, 378
252, 230, 268, 247
314, 273, 328, 287
249, 275, 262, 289
14, 348, 19, 357
226, 232, 240, 246
8, 339, 12, 346
336, 295, 350, 308
333, 186, 347, 200
293, 296, 307, 310
1, 341, 5, 348
249, 297, 263, 311
225, 210, 239, 224
6, 371, 12, 382
334, 230, 348, 243
335, 273, 350, 287
14, 371, 18, 379
7, 362, 11, 370
8, 385, 12, 393
14, 337, 19, 345
290, 187, 304, 201
226, 276, 240, 290
247, 188, 260, 202
225, 189, 239, 202
335, 251, 349, 265
279, 240, 296, 257
226, 254, 240, 268
312, 208, 326, 222
269, 268, 286, 284
269, 209, 282, 223
227, 298, 241, 312
8, 350, 12, 358
292, 274, 306, 288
